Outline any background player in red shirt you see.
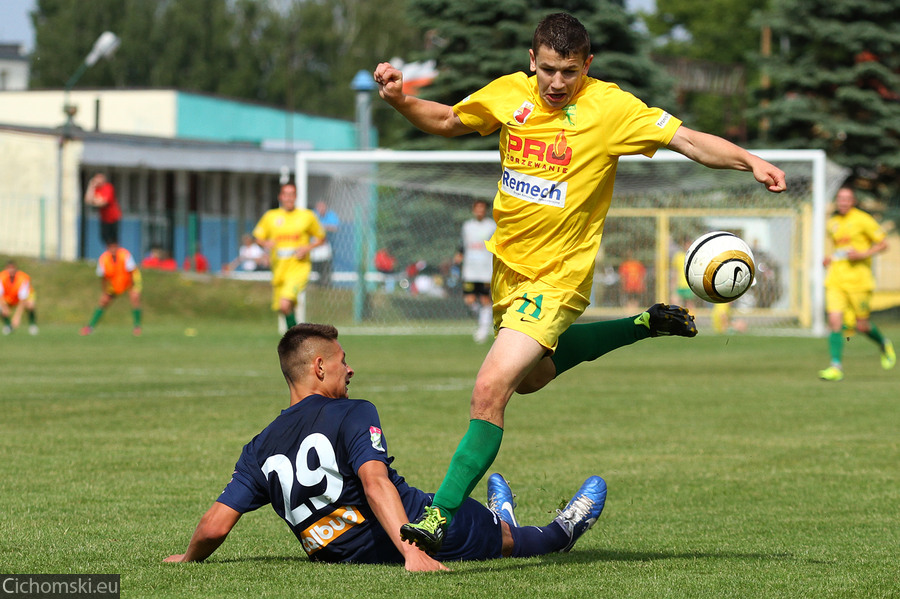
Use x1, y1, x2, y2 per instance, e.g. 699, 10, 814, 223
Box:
84, 173, 122, 245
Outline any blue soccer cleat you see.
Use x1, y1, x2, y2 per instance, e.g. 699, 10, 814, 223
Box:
554, 475, 607, 552
487, 473, 519, 527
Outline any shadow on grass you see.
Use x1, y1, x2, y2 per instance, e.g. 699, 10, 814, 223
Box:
212, 547, 798, 571
456, 548, 799, 574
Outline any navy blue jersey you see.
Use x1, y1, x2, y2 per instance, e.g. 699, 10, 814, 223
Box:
217, 395, 502, 563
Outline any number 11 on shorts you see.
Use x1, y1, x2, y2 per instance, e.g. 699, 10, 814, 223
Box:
515, 293, 543, 319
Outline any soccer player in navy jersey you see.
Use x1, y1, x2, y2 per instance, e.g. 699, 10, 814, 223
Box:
164, 323, 607, 572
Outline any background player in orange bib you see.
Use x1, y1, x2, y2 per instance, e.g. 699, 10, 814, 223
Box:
81, 241, 143, 336
374, 12, 786, 554
1, 260, 38, 335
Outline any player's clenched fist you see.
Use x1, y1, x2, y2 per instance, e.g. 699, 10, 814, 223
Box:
374, 63, 403, 102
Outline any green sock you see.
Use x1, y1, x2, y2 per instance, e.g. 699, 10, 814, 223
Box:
431, 419, 504, 523
829, 331, 844, 366
1, 314, 10, 326
551, 315, 650, 377
133, 309, 142, 328
28, 310, 36, 325
285, 312, 297, 328
88, 307, 105, 328
865, 324, 886, 347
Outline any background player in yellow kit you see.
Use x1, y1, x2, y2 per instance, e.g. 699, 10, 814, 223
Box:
253, 183, 327, 330
1, 260, 38, 335
818, 186, 895, 381
374, 12, 787, 553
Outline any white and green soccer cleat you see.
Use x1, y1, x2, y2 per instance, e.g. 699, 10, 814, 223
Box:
881, 339, 896, 370
818, 365, 844, 382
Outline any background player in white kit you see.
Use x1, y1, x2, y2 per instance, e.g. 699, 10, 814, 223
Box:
461, 199, 497, 343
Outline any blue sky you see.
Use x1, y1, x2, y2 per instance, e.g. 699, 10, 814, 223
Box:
0, 0, 35, 51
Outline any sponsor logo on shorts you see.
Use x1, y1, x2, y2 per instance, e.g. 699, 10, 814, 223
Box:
300, 506, 365, 554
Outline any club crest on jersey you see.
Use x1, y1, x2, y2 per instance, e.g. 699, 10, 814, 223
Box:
369, 426, 385, 452
513, 101, 535, 124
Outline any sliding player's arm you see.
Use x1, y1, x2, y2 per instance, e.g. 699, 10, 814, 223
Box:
358, 460, 449, 572
164, 501, 242, 563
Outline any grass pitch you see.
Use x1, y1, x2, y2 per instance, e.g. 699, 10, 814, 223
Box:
1, 313, 897, 597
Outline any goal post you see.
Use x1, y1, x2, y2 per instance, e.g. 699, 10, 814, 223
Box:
295, 149, 847, 336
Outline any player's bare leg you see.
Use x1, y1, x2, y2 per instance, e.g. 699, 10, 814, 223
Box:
401, 329, 544, 554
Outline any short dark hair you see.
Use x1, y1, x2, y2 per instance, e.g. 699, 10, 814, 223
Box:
277, 323, 339, 384
533, 13, 591, 61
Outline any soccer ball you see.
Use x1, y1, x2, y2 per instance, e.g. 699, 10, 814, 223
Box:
683, 231, 755, 303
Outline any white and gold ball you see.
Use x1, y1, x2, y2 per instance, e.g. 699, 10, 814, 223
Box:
684, 231, 755, 303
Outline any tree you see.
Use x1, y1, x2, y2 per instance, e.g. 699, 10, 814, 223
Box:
274, 0, 424, 120
640, 0, 768, 139
28, 0, 424, 122
760, 0, 900, 204
385, 0, 674, 149
30, 0, 141, 89
149, 0, 238, 94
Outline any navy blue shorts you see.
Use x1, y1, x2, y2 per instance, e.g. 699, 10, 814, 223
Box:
434, 495, 503, 562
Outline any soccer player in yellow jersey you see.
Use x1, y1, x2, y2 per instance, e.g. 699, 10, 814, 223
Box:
253, 183, 327, 330
374, 12, 787, 556
818, 186, 895, 381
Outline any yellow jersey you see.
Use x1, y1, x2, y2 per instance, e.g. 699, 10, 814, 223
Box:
454, 72, 681, 289
825, 206, 886, 291
253, 207, 326, 268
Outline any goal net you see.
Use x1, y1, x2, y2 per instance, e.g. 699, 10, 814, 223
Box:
296, 149, 848, 336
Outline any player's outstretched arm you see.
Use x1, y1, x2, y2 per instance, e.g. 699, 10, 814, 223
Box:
164, 501, 242, 563
373, 62, 473, 138
358, 460, 449, 572
667, 126, 787, 193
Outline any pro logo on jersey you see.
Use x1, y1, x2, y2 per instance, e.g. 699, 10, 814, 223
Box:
300, 506, 365, 555
369, 426, 385, 452
513, 101, 534, 124
507, 133, 572, 167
